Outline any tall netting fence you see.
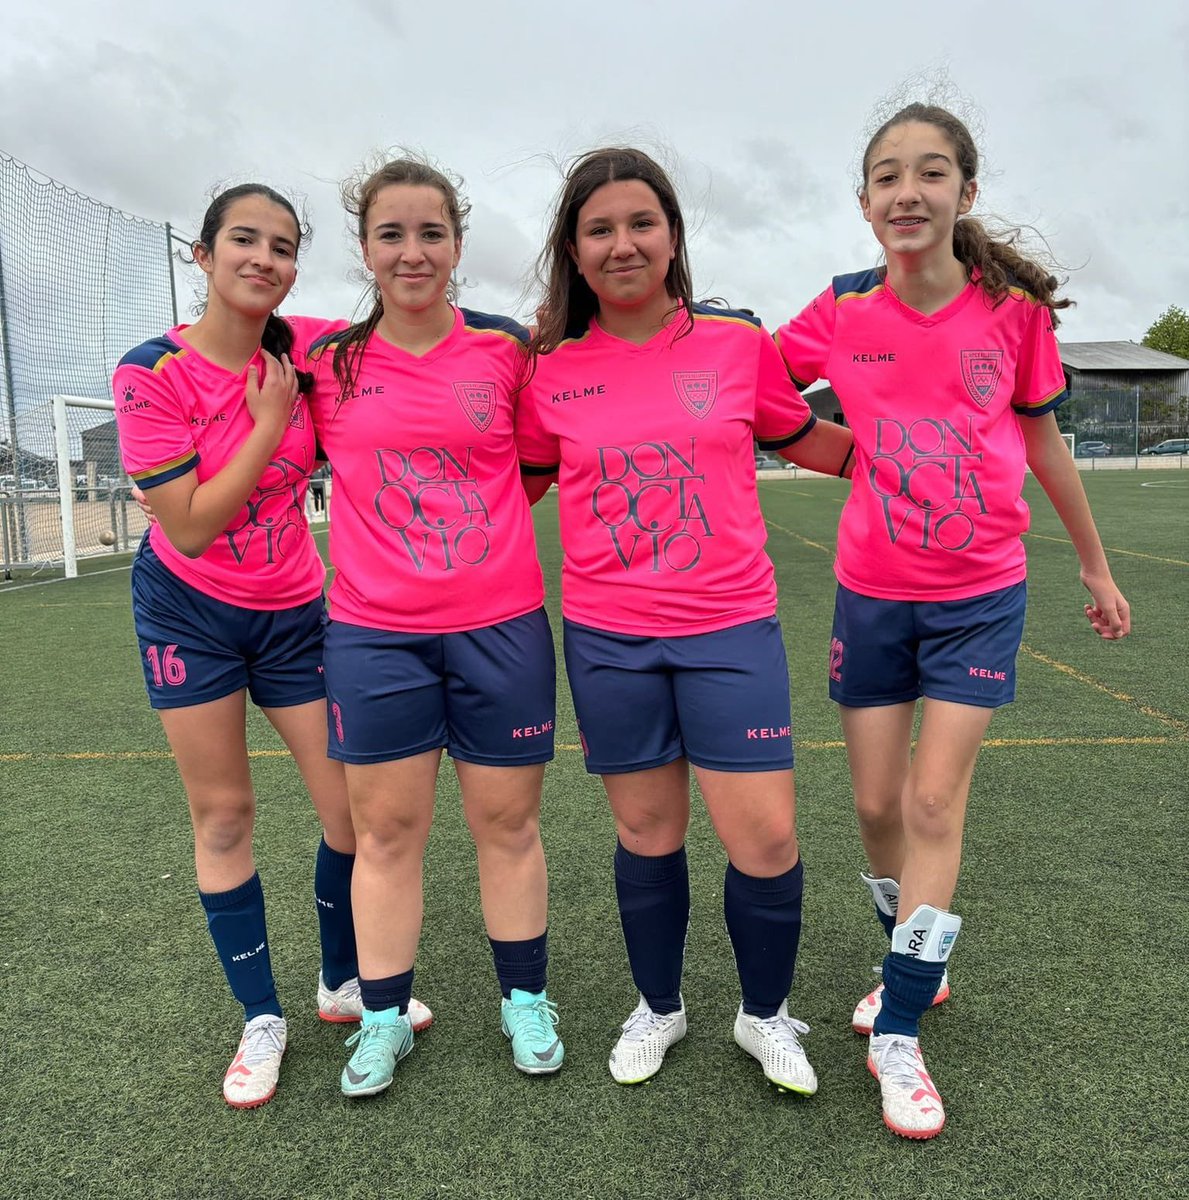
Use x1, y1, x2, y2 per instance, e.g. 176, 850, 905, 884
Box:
0, 151, 177, 576
1059, 376, 1189, 461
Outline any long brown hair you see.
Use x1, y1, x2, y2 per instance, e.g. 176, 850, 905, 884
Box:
861, 104, 1073, 324
331, 156, 470, 404
531, 147, 695, 355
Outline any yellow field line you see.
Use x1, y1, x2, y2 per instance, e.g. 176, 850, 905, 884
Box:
3, 732, 1181, 765
1023, 531, 1188, 567
759, 484, 845, 505
764, 518, 834, 556
1019, 644, 1189, 733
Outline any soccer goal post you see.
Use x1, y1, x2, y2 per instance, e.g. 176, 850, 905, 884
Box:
52, 394, 145, 578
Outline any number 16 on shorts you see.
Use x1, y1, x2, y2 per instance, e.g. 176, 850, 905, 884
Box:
146, 643, 188, 688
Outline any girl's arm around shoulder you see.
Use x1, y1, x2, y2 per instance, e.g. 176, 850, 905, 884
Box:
1020, 412, 1130, 639
520, 468, 558, 505
778, 421, 855, 477
149, 352, 298, 558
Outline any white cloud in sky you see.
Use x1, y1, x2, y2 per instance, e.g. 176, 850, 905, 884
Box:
0, 0, 1185, 345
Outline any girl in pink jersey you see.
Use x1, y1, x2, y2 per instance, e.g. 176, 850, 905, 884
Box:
304, 158, 562, 1097
113, 184, 430, 1110
517, 147, 854, 1093
778, 104, 1130, 1139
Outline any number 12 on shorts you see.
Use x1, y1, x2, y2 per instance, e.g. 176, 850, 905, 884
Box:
146, 643, 188, 687
829, 637, 844, 683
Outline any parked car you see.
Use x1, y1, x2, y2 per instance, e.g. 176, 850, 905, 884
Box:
754, 453, 782, 471
1138, 438, 1189, 456
1075, 441, 1111, 458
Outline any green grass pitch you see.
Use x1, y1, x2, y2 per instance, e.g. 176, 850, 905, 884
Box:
1, 472, 1185, 1199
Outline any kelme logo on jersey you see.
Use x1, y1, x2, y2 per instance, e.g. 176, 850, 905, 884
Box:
453, 381, 497, 432
671, 371, 717, 419
960, 350, 1003, 407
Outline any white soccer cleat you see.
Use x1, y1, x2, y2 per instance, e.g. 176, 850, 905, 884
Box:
317, 974, 434, 1032
222, 1014, 287, 1109
406, 996, 434, 1033
733, 1000, 818, 1095
851, 969, 950, 1035
318, 974, 362, 1023
867, 1032, 946, 1138
608, 996, 687, 1084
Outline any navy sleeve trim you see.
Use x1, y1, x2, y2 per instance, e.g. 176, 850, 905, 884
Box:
831, 268, 883, 299
689, 301, 762, 328
461, 308, 531, 345
117, 334, 181, 371
757, 412, 818, 451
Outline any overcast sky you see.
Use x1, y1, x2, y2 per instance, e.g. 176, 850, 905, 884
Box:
3, 0, 1186, 346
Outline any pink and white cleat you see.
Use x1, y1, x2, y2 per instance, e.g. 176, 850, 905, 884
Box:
223, 1014, 287, 1109
851, 969, 950, 1035
867, 1032, 946, 1139
317, 974, 434, 1032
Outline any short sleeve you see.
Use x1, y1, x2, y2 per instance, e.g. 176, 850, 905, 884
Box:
1011, 301, 1067, 417
775, 284, 836, 391
754, 327, 817, 449
111, 364, 198, 489
284, 315, 348, 367
514, 371, 561, 474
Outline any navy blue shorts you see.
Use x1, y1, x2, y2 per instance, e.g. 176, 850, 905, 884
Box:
323, 608, 556, 766
828, 581, 1027, 709
130, 538, 326, 710
563, 617, 794, 775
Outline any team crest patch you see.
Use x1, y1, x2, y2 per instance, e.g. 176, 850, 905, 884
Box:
960, 350, 1003, 407
453, 381, 497, 432
288, 401, 306, 430
672, 371, 717, 419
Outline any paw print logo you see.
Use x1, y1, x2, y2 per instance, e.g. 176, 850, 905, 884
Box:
124, 385, 135, 404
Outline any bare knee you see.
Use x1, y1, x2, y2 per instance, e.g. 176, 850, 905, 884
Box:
355, 809, 432, 866
191, 797, 254, 859
854, 786, 901, 834
468, 804, 541, 857
902, 786, 961, 841
615, 807, 687, 856
724, 819, 799, 877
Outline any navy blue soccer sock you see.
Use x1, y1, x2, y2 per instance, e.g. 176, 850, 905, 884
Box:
360, 969, 414, 1016
876, 904, 896, 939
872, 952, 946, 1038
725, 859, 804, 1019
314, 838, 357, 991
614, 842, 689, 1015
489, 931, 548, 999
199, 872, 281, 1022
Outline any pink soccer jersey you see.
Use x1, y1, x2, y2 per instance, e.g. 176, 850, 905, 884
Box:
777, 270, 1067, 602
306, 308, 545, 633
112, 317, 331, 609
516, 304, 816, 636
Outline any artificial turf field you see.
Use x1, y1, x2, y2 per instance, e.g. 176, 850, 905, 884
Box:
2, 471, 1185, 1200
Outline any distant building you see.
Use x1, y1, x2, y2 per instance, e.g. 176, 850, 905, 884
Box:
1060, 340, 1189, 396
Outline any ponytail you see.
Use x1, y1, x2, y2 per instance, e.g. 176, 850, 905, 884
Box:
953, 218, 1074, 326
261, 313, 314, 394
330, 292, 385, 410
